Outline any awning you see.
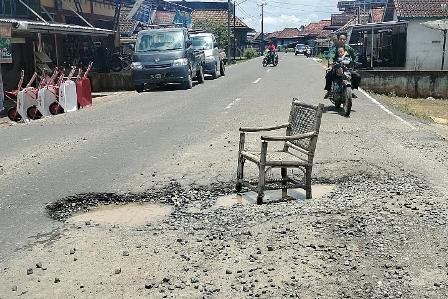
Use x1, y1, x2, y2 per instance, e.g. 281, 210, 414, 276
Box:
0, 19, 114, 36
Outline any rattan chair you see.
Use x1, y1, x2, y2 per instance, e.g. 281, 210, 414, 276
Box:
236, 99, 324, 204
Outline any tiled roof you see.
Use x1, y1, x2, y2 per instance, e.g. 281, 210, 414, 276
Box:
394, 0, 448, 18
266, 31, 281, 39
119, 5, 136, 34
371, 7, 385, 23
303, 20, 331, 36
276, 27, 301, 39
192, 10, 251, 28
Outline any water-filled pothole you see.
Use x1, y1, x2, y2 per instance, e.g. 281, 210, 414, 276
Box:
69, 203, 172, 226
214, 184, 335, 208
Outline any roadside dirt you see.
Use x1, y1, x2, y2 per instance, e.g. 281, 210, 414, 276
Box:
1, 170, 447, 299
372, 93, 448, 124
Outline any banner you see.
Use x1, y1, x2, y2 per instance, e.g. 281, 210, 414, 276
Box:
174, 10, 192, 28
127, 0, 152, 25
0, 24, 12, 64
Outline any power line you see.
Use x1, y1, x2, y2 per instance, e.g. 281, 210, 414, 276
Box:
237, 3, 258, 19
267, 0, 337, 8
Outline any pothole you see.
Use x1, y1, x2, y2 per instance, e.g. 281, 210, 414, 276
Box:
214, 184, 336, 208
68, 203, 172, 226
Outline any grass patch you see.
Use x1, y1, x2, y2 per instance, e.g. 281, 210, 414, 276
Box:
372, 93, 448, 124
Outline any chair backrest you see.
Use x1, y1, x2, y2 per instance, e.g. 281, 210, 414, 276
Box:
285, 99, 324, 160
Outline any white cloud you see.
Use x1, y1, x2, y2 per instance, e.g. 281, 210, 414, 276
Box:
238, 0, 340, 32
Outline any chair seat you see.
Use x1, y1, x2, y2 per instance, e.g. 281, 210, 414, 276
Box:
241, 150, 311, 167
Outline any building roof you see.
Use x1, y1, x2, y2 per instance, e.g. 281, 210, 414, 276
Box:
276, 27, 301, 39
371, 7, 385, 23
192, 10, 251, 29
266, 31, 281, 39
303, 20, 331, 36
394, 0, 448, 18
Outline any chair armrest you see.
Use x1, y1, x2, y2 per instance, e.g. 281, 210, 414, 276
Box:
261, 132, 317, 141
239, 123, 290, 132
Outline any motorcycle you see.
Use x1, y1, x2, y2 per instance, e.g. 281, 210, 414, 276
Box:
262, 51, 278, 67
328, 58, 353, 117
305, 48, 311, 58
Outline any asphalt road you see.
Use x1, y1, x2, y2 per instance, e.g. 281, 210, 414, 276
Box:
0, 53, 447, 264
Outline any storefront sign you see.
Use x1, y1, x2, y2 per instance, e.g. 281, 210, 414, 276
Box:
0, 24, 12, 63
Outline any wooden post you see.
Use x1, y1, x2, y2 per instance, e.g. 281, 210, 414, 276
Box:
442, 29, 447, 70
236, 132, 245, 191
281, 167, 287, 198
0, 64, 3, 112
257, 141, 268, 204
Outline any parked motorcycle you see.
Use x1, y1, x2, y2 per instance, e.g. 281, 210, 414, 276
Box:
328, 58, 353, 117
262, 51, 278, 67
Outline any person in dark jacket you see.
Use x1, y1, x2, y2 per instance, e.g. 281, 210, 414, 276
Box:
324, 33, 361, 98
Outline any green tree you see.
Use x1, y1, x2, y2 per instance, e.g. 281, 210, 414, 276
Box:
193, 20, 233, 50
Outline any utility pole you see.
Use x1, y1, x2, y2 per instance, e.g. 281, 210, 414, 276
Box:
259, 2, 266, 55
227, 0, 231, 64
233, 1, 236, 61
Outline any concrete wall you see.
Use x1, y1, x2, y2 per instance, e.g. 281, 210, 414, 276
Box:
359, 70, 448, 98
405, 19, 445, 70
89, 72, 134, 92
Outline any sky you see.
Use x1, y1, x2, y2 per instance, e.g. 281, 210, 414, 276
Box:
236, 0, 341, 33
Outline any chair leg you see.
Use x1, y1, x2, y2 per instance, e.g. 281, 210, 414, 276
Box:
305, 166, 312, 199
257, 142, 268, 205
236, 132, 246, 192
236, 158, 244, 192
257, 164, 266, 204
281, 167, 287, 198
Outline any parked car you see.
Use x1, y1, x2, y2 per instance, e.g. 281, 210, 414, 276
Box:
131, 28, 206, 92
295, 44, 306, 55
190, 32, 225, 78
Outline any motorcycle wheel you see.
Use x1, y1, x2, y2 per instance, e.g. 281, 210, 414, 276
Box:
343, 87, 353, 117
121, 58, 132, 71
220, 61, 226, 76
196, 65, 205, 84
273, 59, 278, 66
7, 107, 22, 122
262, 59, 268, 67
110, 59, 123, 72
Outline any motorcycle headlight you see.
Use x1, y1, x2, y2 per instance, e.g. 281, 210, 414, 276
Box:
172, 58, 188, 66
131, 62, 143, 70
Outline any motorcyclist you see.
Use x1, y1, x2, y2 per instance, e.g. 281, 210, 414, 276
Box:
266, 42, 276, 64
324, 33, 361, 99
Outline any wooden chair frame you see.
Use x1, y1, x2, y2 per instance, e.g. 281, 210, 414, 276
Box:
236, 99, 324, 204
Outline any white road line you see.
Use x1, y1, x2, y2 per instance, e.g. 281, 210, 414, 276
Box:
253, 78, 262, 84
267, 69, 271, 73
225, 98, 241, 110
358, 89, 417, 130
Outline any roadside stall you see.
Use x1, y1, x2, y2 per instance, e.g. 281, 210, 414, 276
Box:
0, 18, 114, 91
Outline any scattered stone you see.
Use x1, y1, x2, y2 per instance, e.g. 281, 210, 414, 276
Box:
122, 251, 129, 257
226, 269, 233, 274
36, 262, 42, 269
115, 268, 121, 274
54, 277, 60, 283
27, 268, 33, 275
12, 285, 17, 292
70, 248, 76, 255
